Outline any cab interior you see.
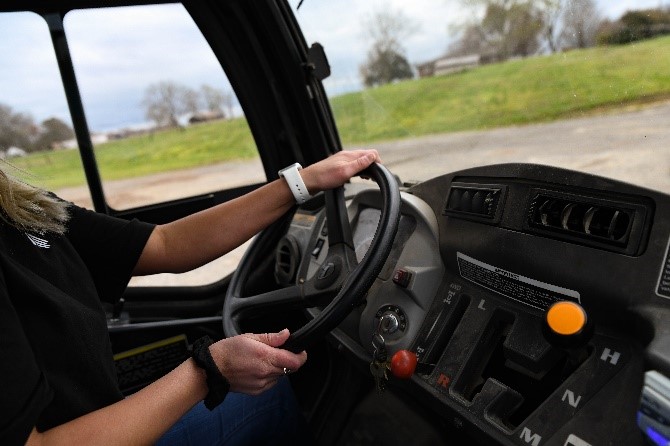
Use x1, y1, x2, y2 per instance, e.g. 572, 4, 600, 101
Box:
3, 1, 670, 445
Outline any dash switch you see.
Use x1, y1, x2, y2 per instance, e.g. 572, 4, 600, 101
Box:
392, 268, 412, 288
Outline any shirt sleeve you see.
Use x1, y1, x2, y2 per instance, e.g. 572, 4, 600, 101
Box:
0, 268, 53, 445
65, 205, 156, 304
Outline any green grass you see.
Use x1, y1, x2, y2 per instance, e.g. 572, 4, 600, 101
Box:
10, 117, 257, 190
331, 35, 670, 144
10, 36, 670, 190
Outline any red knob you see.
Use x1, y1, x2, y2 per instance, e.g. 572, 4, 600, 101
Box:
390, 350, 418, 379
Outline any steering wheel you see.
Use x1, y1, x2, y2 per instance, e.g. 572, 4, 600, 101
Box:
223, 163, 401, 352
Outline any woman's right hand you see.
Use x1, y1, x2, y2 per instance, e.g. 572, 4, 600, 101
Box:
208, 329, 307, 395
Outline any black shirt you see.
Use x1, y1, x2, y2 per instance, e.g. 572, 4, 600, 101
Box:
0, 204, 154, 445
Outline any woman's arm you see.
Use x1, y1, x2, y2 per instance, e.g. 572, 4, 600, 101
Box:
25, 330, 306, 446
133, 149, 380, 275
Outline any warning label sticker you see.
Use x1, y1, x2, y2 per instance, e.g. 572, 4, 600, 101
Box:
457, 252, 580, 310
114, 334, 189, 394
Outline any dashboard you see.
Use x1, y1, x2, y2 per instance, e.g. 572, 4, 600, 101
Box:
280, 163, 670, 446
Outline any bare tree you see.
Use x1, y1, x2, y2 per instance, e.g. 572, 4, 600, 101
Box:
561, 0, 601, 48
182, 88, 200, 116
0, 104, 38, 152
359, 9, 417, 87
142, 81, 197, 128
222, 92, 235, 119
200, 84, 235, 118
453, 0, 544, 61
448, 24, 486, 57
483, 1, 543, 58
538, 0, 564, 53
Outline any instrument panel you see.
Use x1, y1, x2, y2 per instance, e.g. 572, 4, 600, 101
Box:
285, 164, 670, 445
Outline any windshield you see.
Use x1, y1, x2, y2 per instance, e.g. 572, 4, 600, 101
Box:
295, 0, 670, 194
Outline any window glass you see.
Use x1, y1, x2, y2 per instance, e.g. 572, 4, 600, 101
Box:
61, 4, 265, 286
64, 4, 264, 211
295, 0, 670, 194
0, 12, 88, 205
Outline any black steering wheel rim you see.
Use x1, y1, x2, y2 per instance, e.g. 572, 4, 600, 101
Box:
223, 162, 401, 352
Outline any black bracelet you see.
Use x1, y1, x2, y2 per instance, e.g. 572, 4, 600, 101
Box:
190, 336, 230, 410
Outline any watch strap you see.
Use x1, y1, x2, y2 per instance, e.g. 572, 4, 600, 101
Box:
190, 336, 230, 410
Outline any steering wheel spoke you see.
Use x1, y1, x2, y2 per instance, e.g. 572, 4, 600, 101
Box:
223, 163, 401, 353
228, 285, 303, 318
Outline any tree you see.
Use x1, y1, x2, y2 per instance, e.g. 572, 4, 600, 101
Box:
0, 104, 76, 153
200, 84, 234, 118
360, 46, 414, 87
0, 104, 38, 152
142, 81, 198, 128
597, 8, 670, 45
538, 0, 564, 53
561, 0, 601, 48
34, 117, 75, 151
201, 84, 223, 114
452, 0, 544, 61
481, 1, 543, 58
359, 9, 416, 87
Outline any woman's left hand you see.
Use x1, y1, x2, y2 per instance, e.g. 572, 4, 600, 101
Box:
208, 329, 307, 395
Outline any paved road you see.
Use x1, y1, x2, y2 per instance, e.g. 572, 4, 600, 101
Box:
55, 100, 670, 286
58, 100, 670, 209
368, 100, 670, 194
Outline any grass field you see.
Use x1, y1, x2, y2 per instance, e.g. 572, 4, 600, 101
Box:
10, 36, 670, 190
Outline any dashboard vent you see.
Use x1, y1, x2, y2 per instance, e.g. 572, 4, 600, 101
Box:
274, 236, 300, 285
443, 183, 506, 223
526, 189, 648, 254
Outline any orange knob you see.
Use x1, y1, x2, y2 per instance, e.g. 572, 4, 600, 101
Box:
546, 301, 586, 336
543, 300, 592, 348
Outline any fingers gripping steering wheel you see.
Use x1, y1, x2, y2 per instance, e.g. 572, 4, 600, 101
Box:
222, 163, 401, 353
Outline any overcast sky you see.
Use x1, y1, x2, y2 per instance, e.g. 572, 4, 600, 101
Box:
0, 0, 665, 132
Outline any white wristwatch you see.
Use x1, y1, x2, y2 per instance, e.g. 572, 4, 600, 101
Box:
278, 163, 313, 205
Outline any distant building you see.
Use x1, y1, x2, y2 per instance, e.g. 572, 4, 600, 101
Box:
2, 146, 27, 158
416, 54, 481, 78
54, 133, 109, 150
187, 110, 224, 124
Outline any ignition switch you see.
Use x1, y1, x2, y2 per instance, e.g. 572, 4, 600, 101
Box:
375, 305, 407, 333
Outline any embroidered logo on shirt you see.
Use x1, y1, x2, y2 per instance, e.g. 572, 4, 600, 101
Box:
26, 234, 50, 249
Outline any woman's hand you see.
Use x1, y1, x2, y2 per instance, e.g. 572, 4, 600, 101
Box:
300, 149, 381, 194
209, 329, 307, 395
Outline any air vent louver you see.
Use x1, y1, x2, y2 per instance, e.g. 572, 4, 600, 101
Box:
528, 191, 637, 249
443, 183, 504, 222
274, 236, 300, 285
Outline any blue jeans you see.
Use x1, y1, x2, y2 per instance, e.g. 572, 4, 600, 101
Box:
157, 377, 313, 445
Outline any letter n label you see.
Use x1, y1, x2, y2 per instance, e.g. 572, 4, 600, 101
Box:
562, 389, 582, 408
520, 427, 542, 446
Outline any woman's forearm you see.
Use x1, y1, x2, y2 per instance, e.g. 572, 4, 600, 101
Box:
132, 149, 380, 276
26, 359, 207, 446
134, 177, 295, 275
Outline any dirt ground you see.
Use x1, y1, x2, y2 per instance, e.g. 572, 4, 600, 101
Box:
54, 100, 670, 286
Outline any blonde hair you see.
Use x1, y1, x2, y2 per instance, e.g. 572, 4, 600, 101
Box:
0, 167, 69, 235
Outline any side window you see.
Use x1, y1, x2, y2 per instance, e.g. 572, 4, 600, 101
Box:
61, 4, 263, 286
63, 4, 264, 211
0, 12, 88, 204
1, 5, 260, 286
